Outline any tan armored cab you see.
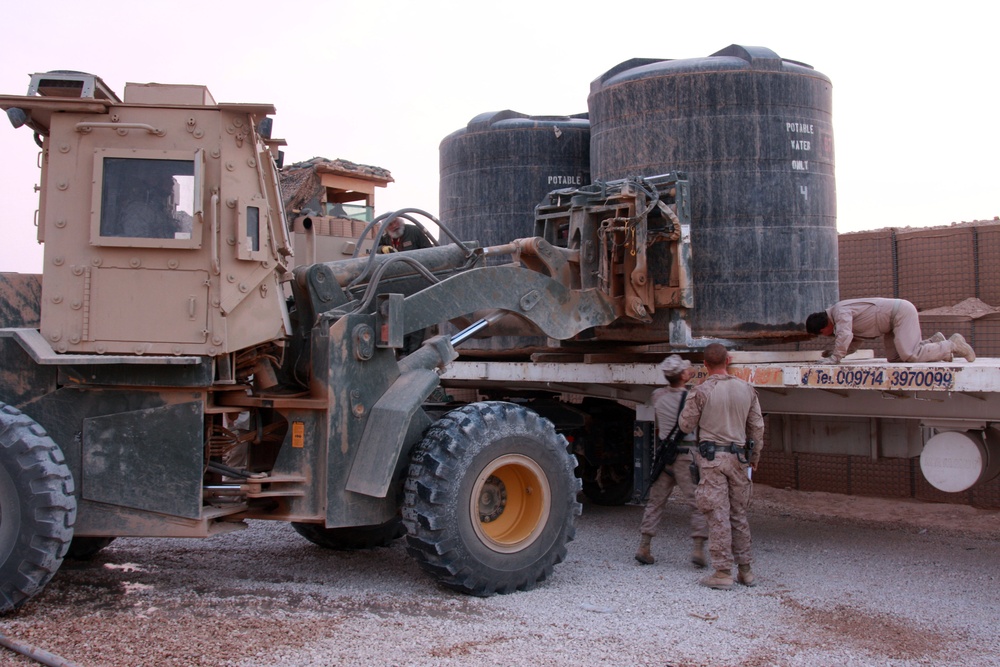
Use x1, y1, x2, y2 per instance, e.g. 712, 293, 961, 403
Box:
3, 71, 292, 357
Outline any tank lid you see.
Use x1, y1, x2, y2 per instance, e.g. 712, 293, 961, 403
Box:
440, 110, 590, 148
464, 109, 590, 132
591, 45, 822, 94
709, 44, 785, 71
467, 109, 528, 131
593, 58, 667, 86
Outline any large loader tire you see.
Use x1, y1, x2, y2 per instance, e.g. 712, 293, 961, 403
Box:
0, 403, 76, 614
403, 401, 582, 596
290, 518, 404, 550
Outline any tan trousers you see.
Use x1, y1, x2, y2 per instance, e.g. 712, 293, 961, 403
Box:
694, 452, 753, 571
886, 299, 953, 362
639, 453, 708, 539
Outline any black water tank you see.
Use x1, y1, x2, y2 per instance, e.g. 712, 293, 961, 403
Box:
439, 110, 590, 256
589, 45, 838, 339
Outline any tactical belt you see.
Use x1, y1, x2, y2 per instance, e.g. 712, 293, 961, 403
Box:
698, 442, 748, 455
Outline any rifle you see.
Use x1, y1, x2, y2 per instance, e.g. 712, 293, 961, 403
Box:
641, 391, 687, 500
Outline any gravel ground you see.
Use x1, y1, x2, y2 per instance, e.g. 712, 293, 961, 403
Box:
1, 485, 999, 667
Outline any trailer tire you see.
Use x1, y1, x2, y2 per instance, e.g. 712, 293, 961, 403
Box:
0, 403, 76, 615
403, 401, 581, 596
581, 466, 634, 506
290, 518, 404, 550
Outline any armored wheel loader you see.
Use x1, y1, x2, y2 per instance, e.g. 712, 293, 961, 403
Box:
0, 72, 691, 612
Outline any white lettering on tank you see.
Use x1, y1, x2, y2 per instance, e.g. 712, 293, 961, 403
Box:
548, 175, 583, 185
791, 160, 810, 171
785, 122, 815, 134
790, 140, 812, 151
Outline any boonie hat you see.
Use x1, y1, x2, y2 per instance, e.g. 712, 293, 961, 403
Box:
658, 354, 691, 377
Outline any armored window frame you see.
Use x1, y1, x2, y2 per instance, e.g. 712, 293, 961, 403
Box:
90, 148, 205, 249
235, 195, 271, 262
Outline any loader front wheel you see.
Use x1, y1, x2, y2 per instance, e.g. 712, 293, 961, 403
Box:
403, 402, 581, 596
0, 403, 76, 614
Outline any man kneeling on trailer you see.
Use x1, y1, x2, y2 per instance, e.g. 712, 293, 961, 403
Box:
806, 298, 976, 364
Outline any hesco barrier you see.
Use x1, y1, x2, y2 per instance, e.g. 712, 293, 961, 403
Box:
753, 220, 1000, 508
754, 446, 1000, 508
839, 223, 1000, 310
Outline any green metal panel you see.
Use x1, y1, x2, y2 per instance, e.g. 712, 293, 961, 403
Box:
82, 401, 204, 518
315, 313, 409, 528
60, 359, 214, 387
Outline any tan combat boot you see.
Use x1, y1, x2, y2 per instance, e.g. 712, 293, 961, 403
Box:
699, 569, 733, 590
737, 563, 756, 587
949, 333, 976, 362
635, 534, 654, 565
927, 332, 945, 344
690, 537, 707, 568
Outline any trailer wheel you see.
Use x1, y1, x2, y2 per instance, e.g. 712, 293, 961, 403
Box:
581, 463, 634, 506
403, 401, 582, 596
0, 403, 76, 614
290, 518, 404, 550
65, 537, 116, 560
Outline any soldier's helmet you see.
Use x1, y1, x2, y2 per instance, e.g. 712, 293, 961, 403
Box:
658, 354, 691, 378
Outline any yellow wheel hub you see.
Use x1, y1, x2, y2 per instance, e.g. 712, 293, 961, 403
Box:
471, 454, 551, 553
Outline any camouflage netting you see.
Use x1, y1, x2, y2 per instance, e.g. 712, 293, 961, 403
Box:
278, 157, 393, 217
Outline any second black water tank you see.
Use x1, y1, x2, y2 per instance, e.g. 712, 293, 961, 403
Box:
439, 110, 590, 255
589, 45, 838, 339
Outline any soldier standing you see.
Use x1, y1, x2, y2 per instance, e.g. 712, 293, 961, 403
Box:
634, 355, 708, 568
680, 343, 764, 590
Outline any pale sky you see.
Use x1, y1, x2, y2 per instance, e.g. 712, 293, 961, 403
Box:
1, 0, 997, 273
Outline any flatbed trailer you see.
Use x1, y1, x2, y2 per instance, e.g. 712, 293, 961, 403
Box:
441, 350, 1000, 498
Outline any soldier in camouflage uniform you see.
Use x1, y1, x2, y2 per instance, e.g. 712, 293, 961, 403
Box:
679, 343, 765, 590
634, 355, 708, 568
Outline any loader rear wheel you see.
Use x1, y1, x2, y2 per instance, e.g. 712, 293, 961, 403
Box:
0, 403, 76, 615
65, 537, 116, 560
403, 401, 581, 596
290, 518, 404, 550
